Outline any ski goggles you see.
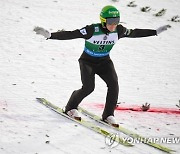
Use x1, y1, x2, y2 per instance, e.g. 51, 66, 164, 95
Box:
106, 17, 120, 25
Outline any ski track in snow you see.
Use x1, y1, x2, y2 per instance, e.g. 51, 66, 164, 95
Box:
0, 0, 180, 154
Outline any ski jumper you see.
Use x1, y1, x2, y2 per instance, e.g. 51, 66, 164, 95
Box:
49, 23, 157, 119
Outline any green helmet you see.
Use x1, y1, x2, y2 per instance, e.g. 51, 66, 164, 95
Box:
100, 5, 120, 27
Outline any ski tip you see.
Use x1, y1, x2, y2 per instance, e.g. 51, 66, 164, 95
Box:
36, 97, 41, 100
36, 98, 45, 102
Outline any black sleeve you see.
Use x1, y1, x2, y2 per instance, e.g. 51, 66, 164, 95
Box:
117, 24, 157, 39
49, 25, 94, 40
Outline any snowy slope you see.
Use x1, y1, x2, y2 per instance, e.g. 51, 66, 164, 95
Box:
0, 0, 180, 153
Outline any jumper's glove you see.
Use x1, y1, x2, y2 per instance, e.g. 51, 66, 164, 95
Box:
34, 26, 51, 39
156, 25, 169, 35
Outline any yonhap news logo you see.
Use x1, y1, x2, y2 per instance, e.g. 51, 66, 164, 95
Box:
105, 133, 180, 148
105, 133, 119, 148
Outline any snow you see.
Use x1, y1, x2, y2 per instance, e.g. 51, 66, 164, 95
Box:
0, 0, 180, 153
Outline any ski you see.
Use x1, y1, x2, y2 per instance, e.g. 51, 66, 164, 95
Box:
36, 98, 133, 147
78, 106, 175, 153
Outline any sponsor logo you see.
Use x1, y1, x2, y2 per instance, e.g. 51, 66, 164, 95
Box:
103, 35, 108, 40
95, 27, 99, 32
80, 28, 87, 35
105, 133, 180, 149
93, 40, 115, 45
109, 10, 119, 15
124, 29, 131, 35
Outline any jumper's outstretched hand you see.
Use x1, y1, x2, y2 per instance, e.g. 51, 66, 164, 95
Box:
156, 25, 170, 35
34, 26, 51, 38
